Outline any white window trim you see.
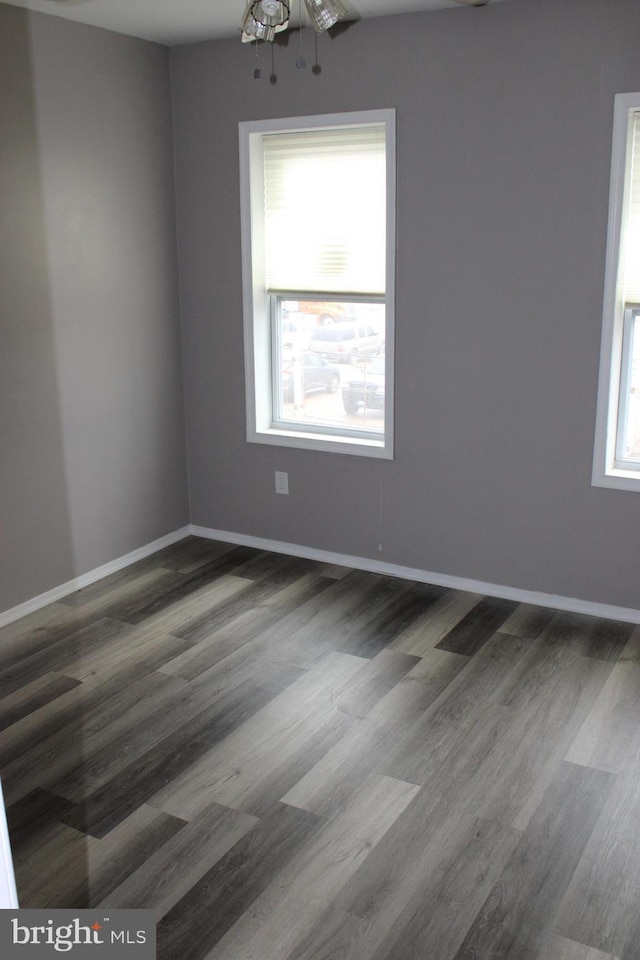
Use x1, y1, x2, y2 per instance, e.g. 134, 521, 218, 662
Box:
593, 92, 640, 490
239, 110, 396, 460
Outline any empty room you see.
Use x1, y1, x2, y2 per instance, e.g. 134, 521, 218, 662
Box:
1, 0, 640, 957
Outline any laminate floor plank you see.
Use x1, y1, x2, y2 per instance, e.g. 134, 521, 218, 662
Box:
0, 602, 82, 644
0, 617, 133, 698
387, 589, 481, 657
0, 567, 176, 655
61, 672, 308, 837
553, 750, 640, 958
243, 570, 419, 669
11, 820, 89, 908
282, 706, 532, 960
496, 632, 592, 712
284, 905, 369, 960
200, 710, 354, 820
0, 536, 638, 960
53, 662, 305, 836
58, 538, 235, 610
122, 574, 255, 643
102, 801, 258, 918
384, 632, 533, 786
151, 652, 365, 821
223, 550, 320, 584
452, 762, 613, 960
314, 561, 353, 580
156, 802, 325, 960
61, 629, 196, 684
13, 802, 186, 908
537, 936, 620, 960
0, 672, 81, 729
162, 573, 336, 681
619, 625, 640, 661
565, 657, 640, 774
158, 631, 299, 709
456, 655, 611, 830
0, 642, 193, 769
336, 714, 517, 930
364, 815, 522, 960
537, 611, 634, 662
334, 580, 446, 660
1, 670, 187, 804
499, 602, 557, 639
141, 536, 238, 577
174, 558, 327, 646
6, 787, 80, 852
284, 694, 511, 825
620, 913, 640, 960
101, 546, 261, 625
330, 704, 504, 844
274, 716, 401, 819
332, 648, 421, 720
365, 648, 472, 731
434, 596, 519, 657
206, 774, 420, 960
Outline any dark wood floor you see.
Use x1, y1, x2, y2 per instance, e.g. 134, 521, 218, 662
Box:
1, 536, 639, 960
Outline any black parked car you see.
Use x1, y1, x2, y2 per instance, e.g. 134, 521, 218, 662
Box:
342, 356, 385, 415
283, 353, 340, 402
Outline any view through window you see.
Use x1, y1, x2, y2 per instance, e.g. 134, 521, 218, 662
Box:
273, 298, 386, 437
617, 307, 640, 465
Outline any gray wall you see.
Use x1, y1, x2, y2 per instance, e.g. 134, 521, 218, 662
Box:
0, 7, 189, 614
171, 0, 640, 610
3, 0, 639, 618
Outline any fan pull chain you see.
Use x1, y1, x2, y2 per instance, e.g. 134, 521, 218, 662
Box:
296, 0, 306, 70
253, 39, 261, 79
312, 31, 321, 74
270, 42, 277, 83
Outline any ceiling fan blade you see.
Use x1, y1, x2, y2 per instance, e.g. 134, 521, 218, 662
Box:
448, 0, 490, 6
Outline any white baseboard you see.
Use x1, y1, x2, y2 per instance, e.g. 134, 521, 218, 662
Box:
0, 526, 191, 629
191, 524, 640, 626
2, 522, 639, 631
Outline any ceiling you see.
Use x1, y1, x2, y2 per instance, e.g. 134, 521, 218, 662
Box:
0, 0, 504, 46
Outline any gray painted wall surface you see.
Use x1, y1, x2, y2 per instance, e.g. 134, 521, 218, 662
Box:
0, 7, 189, 614
171, 0, 640, 609
2, 0, 640, 618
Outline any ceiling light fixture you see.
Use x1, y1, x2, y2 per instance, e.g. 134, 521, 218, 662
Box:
240, 0, 347, 43
240, 0, 290, 42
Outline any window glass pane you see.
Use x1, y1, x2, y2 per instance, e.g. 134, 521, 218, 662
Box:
274, 299, 386, 436
619, 311, 640, 464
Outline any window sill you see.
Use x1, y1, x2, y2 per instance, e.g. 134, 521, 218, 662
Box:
248, 426, 392, 459
592, 465, 640, 492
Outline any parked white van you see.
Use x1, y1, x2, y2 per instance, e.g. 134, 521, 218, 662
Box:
308, 323, 381, 364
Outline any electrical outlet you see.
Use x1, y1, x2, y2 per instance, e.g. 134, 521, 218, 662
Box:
275, 471, 289, 495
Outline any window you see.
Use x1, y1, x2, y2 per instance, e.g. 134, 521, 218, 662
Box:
239, 110, 395, 458
593, 93, 640, 489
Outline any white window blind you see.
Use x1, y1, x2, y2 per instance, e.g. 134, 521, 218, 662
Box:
622, 111, 640, 304
262, 124, 387, 295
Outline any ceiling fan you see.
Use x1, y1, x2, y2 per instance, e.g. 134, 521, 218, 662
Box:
241, 0, 489, 43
